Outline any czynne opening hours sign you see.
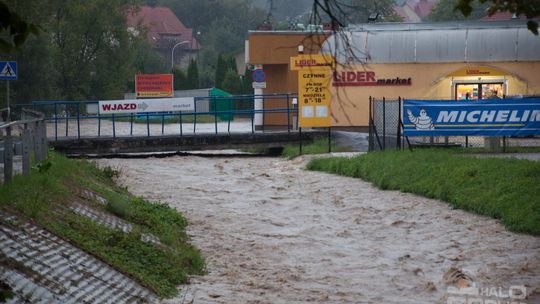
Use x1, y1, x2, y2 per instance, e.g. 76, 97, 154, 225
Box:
290, 54, 335, 128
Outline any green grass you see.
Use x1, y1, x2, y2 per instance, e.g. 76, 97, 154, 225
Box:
281, 137, 355, 158
456, 146, 540, 154
0, 152, 205, 298
307, 149, 540, 236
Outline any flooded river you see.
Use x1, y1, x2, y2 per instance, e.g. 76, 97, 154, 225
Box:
97, 155, 540, 304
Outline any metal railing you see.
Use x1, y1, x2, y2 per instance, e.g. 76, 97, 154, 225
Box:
1, 109, 48, 183
19, 93, 299, 140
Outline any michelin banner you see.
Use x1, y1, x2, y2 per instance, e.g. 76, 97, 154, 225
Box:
403, 98, 540, 136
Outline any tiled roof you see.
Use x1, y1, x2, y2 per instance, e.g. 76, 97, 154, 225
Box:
127, 6, 200, 50
414, 0, 436, 19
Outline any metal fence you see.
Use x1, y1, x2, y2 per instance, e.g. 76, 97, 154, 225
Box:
15, 93, 299, 140
369, 96, 540, 152
1, 109, 48, 183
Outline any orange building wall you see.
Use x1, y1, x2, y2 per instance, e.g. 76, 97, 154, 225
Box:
249, 32, 540, 128
248, 32, 329, 127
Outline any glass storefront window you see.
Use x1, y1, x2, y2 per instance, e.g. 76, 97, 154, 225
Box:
455, 83, 503, 100
481, 83, 504, 99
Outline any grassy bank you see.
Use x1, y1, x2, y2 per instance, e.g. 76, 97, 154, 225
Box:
307, 149, 540, 236
0, 152, 204, 298
281, 137, 355, 158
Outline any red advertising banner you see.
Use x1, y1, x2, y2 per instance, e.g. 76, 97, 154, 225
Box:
135, 74, 173, 98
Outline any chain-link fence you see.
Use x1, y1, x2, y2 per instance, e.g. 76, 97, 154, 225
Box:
369, 96, 540, 152
369, 97, 402, 151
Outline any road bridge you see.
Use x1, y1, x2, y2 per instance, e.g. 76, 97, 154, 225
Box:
15, 95, 328, 156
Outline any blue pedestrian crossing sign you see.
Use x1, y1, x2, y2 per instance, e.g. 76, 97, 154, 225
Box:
0, 61, 17, 80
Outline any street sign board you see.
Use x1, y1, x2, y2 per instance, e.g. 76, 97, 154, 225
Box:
99, 97, 194, 114
135, 74, 173, 98
252, 69, 266, 82
297, 69, 332, 127
290, 54, 335, 128
290, 54, 335, 71
252, 82, 267, 89
0, 61, 17, 80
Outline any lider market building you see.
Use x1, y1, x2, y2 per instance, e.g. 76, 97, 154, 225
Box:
247, 20, 540, 130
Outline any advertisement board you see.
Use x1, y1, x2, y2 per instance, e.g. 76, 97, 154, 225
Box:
403, 98, 540, 136
290, 54, 335, 128
135, 74, 173, 98
99, 97, 194, 114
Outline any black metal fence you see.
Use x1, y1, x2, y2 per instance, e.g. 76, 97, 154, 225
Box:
369, 96, 540, 152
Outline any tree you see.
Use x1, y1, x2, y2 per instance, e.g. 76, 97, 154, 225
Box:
428, 0, 489, 21
312, 0, 539, 34
132, 40, 169, 74
172, 67, 188, 90
2, 0, 144, 104
456, 0, 540, 34
48, 0, 139, 100
242, 68, 253, 95
214, 54, 227, 89
0, 1, 39, 52
221, 70, 242, 94
186, 59, 200, 89
309, 0, 401, 26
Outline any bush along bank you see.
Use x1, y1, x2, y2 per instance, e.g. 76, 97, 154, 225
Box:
307, 149, 540, 236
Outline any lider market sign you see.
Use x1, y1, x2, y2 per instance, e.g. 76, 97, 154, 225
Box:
332, 71, 411, 86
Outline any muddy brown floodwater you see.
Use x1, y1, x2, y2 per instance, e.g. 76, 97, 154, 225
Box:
97, 155, 540, 304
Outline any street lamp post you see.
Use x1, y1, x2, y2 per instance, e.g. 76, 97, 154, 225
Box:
171, 41, 190, 69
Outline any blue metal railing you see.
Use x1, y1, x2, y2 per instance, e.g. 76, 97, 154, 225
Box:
19, 93, 299, 140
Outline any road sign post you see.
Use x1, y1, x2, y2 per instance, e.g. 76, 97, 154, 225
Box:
0, 61, 18, 122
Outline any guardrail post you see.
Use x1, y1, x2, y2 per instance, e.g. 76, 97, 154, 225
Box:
382, 97, 386, 151
112, 114, 117, 138
35, 121, 44, 162
227, 97, 231, 134
40, 120, 48, 160
369, 97, 372, 151
286, 94, 291, 133
4, 126, 13, 183
54, 103, 58, 141
130, 113, 134, 136
161, 113, 165, 135
77, 102, 81, 139
397, 97, 402, 150
214, 96, 218, 135
65, 104, 69, 137
179, 112, 183, 136
22, 124, 31, 175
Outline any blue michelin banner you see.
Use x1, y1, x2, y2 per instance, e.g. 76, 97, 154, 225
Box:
403, 98, 540, 136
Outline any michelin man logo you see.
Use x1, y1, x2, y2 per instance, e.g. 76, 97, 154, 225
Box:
407, 108, 434, 130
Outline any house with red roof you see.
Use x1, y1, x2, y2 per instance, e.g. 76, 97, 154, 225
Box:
394, 0, 436, 22
127, 6, 200, 68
